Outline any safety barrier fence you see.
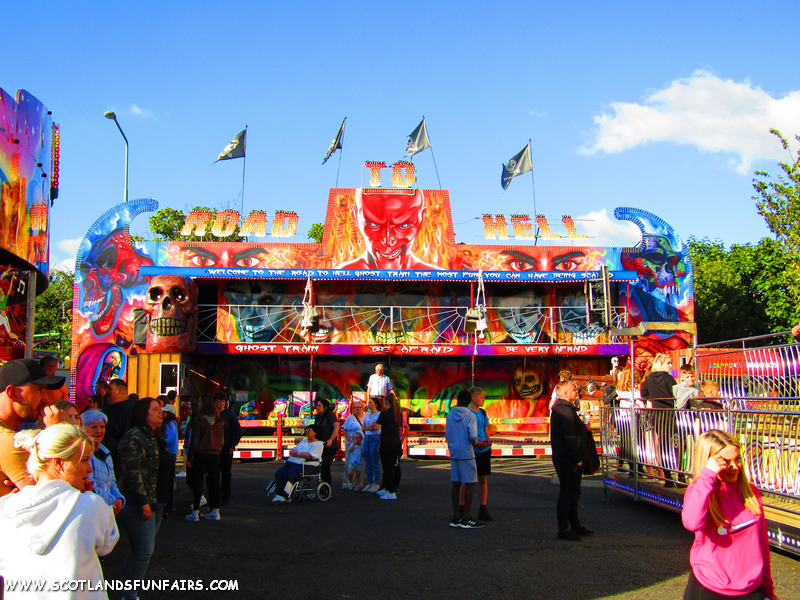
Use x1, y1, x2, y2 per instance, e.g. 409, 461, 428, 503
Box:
695, 332, 800, 399
599, 402, 800, 552
228, 414, 554, 459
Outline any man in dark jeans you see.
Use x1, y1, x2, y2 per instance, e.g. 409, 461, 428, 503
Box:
550, 381, 593, 542
313, 398, 340, 486
214, 392, 242, 506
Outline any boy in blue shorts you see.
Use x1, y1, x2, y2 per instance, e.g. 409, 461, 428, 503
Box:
445, 390, 483, 529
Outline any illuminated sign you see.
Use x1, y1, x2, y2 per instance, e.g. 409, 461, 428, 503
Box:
363, 160, 416, 188
179, 210, 299, 238
483, 214, 588, 241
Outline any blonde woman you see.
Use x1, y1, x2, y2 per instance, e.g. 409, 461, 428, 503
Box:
0, 424, 118, 598
681, 430, 776, 600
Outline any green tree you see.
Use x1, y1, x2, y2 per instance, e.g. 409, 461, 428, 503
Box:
689, 237, 793, 344
34, 269, 74, 358
307, 222, 324, 243
752, 128, 800, 317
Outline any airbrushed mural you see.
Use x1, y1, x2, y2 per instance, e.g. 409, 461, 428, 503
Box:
71, 192, 694, 414
0, 88, 57, 278
202, 356, 606, 429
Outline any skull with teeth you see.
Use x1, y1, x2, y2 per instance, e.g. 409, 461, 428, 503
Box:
143, 275, 198, 353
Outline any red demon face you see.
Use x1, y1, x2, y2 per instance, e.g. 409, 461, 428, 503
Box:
80, 229, 153, 336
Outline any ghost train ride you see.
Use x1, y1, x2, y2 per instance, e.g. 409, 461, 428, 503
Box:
70, 178, 694, 459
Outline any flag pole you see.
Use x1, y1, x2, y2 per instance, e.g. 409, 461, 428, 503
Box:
241, 125, 248, 216
529, 140, 540, 245
336, 144, 343, 188
429, 146, 442, 190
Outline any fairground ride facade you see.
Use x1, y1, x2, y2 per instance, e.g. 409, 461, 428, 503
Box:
70, 166, 694, 457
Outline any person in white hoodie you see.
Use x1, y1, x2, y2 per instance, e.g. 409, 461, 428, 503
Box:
0, 423, 119, 599
445, 390, 482, 529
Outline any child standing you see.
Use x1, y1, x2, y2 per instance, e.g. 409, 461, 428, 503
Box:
445, 390, 482, 529
347, 432, 365, 490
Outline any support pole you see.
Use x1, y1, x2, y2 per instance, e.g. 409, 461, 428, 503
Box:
25, 271, 35, 359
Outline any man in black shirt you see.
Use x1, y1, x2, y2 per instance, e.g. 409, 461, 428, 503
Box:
214, 391, 242, 505
101, 379, 134, 473
550, 381, 593, 541
313, 398, 340, 487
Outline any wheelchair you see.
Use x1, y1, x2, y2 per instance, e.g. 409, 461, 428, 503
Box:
291, 462, 332, 503
267, 461, 332, 503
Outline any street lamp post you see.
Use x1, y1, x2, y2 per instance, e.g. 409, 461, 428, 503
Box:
104, 111, 129, 203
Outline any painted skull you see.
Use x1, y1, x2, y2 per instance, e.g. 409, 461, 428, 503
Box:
80, 228, 153, 336
622, 235, 687, 323
512, 364, 542, 399
143, 275, 198, 353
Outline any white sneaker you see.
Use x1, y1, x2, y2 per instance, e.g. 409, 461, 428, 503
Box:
380, 492, 397, 500
199, 496, 208, 507
272, 495, 286, 504
204, 508, 220, 521
375, 488, 386, 495
185, 510, 199, 522
361, 484, 374, 492
175, 471, 186, 478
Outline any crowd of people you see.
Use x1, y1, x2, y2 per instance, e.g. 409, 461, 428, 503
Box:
0, 359, 242, 599
268, 364, 406, 504
0, 356, 781, 599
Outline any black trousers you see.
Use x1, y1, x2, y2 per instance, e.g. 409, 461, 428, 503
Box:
379, 436, 402, 493
554, 461, 583, 532
321, 443, 337, 485
220, 449, 233, 500
190, 453, 221, 510
683, 571, 763, 600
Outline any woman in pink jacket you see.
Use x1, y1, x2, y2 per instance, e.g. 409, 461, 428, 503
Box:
681, 430, 776, 600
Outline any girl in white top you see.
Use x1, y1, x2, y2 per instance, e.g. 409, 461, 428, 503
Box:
0, 424, 119, 600
341, 400, 365, 489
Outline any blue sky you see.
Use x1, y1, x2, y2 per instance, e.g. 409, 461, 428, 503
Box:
6, 1, 800, 272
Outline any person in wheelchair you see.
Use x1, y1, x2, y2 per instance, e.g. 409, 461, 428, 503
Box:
271, 424, 324, 504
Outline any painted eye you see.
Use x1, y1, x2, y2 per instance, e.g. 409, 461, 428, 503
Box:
554, 259, 578, 271
97, 246, 117, 269
236, 256, 262, 268
396, 223, 412, 229
365, 221, 380, 228
506, 259, 534, 272
188, 253, 215, 267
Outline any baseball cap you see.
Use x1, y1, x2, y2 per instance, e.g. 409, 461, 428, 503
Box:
161, 403, 176, 415
0, 359, 65, 390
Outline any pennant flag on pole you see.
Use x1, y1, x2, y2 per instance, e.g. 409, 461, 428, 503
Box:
214, 129, 246, 163
323, 118, 346, 164
406, 118, 431, 156
501, 142, 533, 190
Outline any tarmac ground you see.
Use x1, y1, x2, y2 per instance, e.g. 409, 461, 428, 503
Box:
101, 458, 800, 600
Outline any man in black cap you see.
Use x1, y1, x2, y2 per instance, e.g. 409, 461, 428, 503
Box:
0, 359, 64, 497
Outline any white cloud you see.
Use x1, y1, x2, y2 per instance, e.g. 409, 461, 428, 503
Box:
534, 208, 641, 247
129, 104, 154, 119
580, 70, 800, 173
52, 257, 76, 273
58, 237, 83, 255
